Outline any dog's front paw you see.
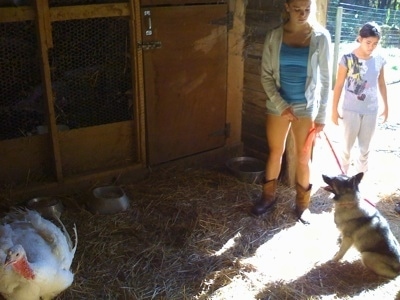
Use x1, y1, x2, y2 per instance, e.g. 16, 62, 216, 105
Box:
332, 253, 343, 262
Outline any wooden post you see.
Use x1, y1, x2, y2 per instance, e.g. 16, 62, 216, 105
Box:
226, 0, 245, 148
128, 0, 147, 165
332, 7, 343, 87
34, 0, 64, 182
316, 0, 328, 26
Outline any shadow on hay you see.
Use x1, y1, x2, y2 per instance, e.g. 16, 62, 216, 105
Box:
255, 260, 389, 299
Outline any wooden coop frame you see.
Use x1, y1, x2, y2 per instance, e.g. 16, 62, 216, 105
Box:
0, 0, 245, 198
0, 2, 146, 196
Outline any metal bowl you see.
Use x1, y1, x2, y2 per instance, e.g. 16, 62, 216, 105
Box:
26, 197, 64, 220
226, 156, 265, 184
87, 186, 130, 215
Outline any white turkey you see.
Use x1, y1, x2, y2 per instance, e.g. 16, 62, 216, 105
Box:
0, 209, 78, 300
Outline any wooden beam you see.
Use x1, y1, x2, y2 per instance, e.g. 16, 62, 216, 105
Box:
140, 0, 226, 5
34, 0, 63, 182
226, 0, 245, 148
50, 3, 129, 21
128, 0, 147, 164
316, 0, 328, 26
0, 3, 129, 23
0, 7, 34, 22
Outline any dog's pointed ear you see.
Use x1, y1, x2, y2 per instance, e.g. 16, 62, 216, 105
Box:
355, 172, 364, 183
351, 172, 364, 188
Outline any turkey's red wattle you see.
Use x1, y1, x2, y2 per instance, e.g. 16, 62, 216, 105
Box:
13, 257, 35, 280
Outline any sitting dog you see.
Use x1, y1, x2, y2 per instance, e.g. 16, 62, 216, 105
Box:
323, 172, 400, 279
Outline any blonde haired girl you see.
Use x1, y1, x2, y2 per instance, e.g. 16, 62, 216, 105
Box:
252, 0, 331, 224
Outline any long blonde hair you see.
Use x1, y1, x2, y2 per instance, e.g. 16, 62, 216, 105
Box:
281, 0, 318, 26
281, 0, 292, 23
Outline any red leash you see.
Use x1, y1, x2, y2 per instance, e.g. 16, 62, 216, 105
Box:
322, 131, 345, 174
321, 130, 376, 207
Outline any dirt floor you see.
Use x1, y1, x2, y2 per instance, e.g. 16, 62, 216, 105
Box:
1, 84, 400, 300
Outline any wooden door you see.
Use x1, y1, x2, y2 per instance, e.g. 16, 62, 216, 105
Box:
141, 4, 228, 165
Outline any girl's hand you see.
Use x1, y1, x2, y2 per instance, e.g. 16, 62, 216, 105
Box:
314, 123, 325, 134
281, 107, 299, 122
331, 110, 342, 125
380, 108, 388, 123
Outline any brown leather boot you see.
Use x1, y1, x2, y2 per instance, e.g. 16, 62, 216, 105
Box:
251, 179, 277, 216
295, 183, 312, 224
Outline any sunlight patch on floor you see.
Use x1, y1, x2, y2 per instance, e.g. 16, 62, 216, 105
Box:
243, 213, 344, 280
199, 211, 382, 300
213, 232, 242, 257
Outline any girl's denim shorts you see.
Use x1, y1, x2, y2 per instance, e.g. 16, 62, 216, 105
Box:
266, 100, 314, 118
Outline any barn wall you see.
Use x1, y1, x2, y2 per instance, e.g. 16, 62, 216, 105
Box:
242, 0, 284, 161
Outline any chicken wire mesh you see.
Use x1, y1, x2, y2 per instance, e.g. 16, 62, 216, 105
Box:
0, 21, 43, 140
49, 17, 133, 129
0, 16, 134, 141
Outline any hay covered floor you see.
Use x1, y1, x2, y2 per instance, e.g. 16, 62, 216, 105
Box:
4, 162, 398, 300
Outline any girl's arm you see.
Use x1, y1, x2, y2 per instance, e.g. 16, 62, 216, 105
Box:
260, 30, 290, 115
315, 31, 332, 127
378, 66, 388, 122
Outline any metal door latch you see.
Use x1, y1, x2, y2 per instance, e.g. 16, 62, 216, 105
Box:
137, 41, 162, 50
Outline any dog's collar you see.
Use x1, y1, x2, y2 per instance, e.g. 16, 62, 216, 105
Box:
334, 202, 357, 208
335, 198, 376, 208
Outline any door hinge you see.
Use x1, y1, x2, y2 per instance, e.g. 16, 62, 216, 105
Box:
210, 123, 231, 138
137, 41, 162, 50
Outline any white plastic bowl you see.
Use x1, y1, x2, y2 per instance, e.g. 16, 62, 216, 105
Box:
226, 156, 265, 184
87, 186, 130, 215
26, 197, 64, 219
